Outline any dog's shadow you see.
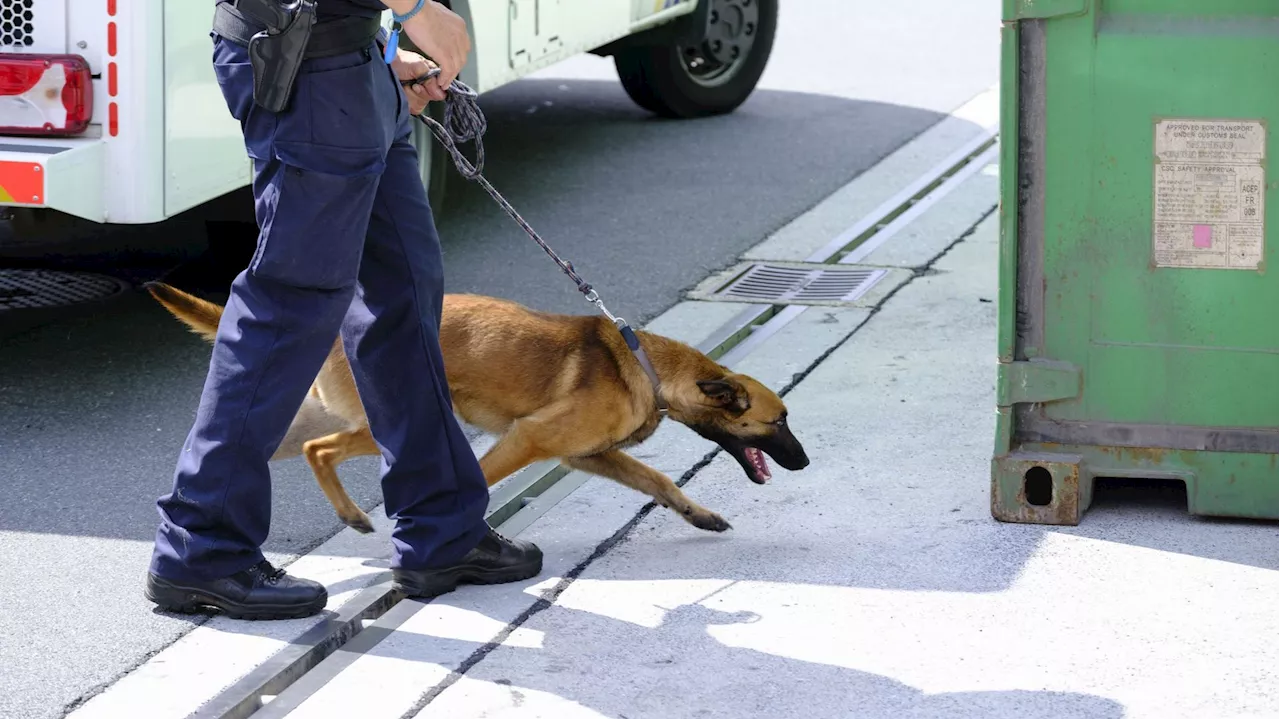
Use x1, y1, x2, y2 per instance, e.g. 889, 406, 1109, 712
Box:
343, 597, 1126, 719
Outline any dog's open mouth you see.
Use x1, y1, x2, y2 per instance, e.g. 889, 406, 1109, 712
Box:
742, 447, 772, 484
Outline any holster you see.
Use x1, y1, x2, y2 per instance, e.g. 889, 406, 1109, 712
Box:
210, 0, 316, 113
213, 0, 383, 113
242, 0, 316, 113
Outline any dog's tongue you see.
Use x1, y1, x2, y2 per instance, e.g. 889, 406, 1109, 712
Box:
744, 448, 772, 483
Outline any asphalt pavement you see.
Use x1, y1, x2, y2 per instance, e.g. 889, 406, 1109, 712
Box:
0, 2, 1000, 717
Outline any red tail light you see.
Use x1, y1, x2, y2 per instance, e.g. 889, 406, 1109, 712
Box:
0, 54, 94, 136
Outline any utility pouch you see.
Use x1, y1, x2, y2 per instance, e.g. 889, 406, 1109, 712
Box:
239, 0, 317, 113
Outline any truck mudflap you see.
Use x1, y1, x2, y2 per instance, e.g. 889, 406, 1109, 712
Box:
0, 137, 106, 222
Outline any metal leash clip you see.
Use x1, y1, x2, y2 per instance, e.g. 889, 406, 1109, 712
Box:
583, 289, 624, 327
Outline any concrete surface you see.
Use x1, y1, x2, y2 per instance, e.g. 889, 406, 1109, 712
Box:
60, 276, 760, 719
409, 214, 1280, 719
80, 136, 1276, 719
61, 144, 912, 714
66, 285, 878, 719
250, 302, 878, 719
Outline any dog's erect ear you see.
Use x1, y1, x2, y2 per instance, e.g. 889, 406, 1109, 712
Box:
697, 378, 750, 413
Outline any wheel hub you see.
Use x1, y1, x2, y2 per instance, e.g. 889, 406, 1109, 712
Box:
704, 0, 759, 66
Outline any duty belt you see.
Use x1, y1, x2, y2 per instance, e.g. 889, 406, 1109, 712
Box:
212, 2, 381, 59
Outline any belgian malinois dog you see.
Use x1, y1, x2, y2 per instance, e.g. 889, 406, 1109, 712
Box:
145, 282, 809, 533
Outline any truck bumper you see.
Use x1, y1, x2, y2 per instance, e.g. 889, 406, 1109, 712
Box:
0, 137, 106, 222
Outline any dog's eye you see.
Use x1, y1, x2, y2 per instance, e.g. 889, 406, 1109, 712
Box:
773, 416, 787, 426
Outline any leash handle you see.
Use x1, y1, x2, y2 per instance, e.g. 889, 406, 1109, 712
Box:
401, 68, 486, 179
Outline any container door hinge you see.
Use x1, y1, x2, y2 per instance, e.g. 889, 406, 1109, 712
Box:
997, 360, 1082, 405
1004, 0, 1088, 21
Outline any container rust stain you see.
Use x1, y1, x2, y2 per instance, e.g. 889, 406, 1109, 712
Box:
993, 456, 1083, 526
1098, 445, 1170, 465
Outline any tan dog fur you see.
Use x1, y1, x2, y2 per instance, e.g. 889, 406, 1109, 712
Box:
145, 282, 808, 533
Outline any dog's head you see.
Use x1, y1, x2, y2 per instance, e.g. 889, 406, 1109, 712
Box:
675, 372, 809, 484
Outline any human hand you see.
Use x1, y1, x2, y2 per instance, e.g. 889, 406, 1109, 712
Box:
392, 49, 439, 113
399, 1, 470, 99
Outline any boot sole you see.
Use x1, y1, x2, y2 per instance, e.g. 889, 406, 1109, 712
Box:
145, 577, 328, 621
392, 556, 543, 600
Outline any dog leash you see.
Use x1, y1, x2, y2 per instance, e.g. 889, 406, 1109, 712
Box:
402, 68, 669, 415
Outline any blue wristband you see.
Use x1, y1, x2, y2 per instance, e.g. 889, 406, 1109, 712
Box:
392, 0, 427, 23
383, 0, 427, 64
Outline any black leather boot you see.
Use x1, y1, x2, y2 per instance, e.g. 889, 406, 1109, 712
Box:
392, 528, 543, 599
144, 560, 328, 620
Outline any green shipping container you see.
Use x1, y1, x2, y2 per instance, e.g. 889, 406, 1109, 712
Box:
991, 0, 1279, 524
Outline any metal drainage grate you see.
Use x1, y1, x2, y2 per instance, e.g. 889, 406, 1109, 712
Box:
0, 0, 35, 47
0, 269, 129, 311
712, 263, 887, 304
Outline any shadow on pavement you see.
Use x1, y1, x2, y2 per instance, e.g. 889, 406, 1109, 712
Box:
1053, 479, 1278, 571
340, 600, 1126, 719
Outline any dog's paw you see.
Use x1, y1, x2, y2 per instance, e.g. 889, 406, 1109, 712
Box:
690, 511, 732, 533
343, 513, 376, 534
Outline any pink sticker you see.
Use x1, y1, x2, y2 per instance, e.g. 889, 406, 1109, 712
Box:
1193, 224, 1213, 249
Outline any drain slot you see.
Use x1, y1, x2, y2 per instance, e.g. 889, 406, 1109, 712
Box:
713, 264, 888, 305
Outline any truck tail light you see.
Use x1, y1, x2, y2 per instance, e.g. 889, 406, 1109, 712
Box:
0, 54, 94, 136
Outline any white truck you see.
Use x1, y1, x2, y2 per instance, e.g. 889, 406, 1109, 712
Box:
0, 0, 773, 245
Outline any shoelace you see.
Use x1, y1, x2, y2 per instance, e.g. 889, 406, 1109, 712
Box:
249, 560, 287, 585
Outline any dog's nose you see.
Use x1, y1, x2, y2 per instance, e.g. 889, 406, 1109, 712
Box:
782, 452, 809, 471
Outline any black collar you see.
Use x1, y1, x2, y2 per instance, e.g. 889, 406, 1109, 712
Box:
617, 324, 669, 415
630, 343, 670, 416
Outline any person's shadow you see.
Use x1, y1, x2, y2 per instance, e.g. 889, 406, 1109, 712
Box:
373, 598, 1125, 719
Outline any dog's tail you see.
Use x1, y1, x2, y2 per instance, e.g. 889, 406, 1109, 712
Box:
144, 281, 224, 343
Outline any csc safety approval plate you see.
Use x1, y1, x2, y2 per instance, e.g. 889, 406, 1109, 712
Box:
1152, 118, 1267, 271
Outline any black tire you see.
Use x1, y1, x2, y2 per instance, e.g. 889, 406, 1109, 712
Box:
614, 0, 776, 119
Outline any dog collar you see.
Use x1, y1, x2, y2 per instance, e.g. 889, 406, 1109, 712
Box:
631, 344, 670, 416
617, 323, 669, 416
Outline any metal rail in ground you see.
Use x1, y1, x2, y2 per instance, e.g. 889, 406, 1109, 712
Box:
192, 123, 1000, 719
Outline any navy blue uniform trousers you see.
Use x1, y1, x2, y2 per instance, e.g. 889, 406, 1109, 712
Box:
149, 35, 490, 582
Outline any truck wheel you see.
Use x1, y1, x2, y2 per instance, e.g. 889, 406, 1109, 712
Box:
410, 101, 450, 218
614, 0, 776, 119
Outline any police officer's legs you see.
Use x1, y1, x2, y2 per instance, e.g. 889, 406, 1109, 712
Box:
145, 39, 387, 618
146, 37, 539, 618
337, 65, 540, 599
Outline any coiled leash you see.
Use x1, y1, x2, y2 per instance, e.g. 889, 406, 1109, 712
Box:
401, 68, 669, 415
